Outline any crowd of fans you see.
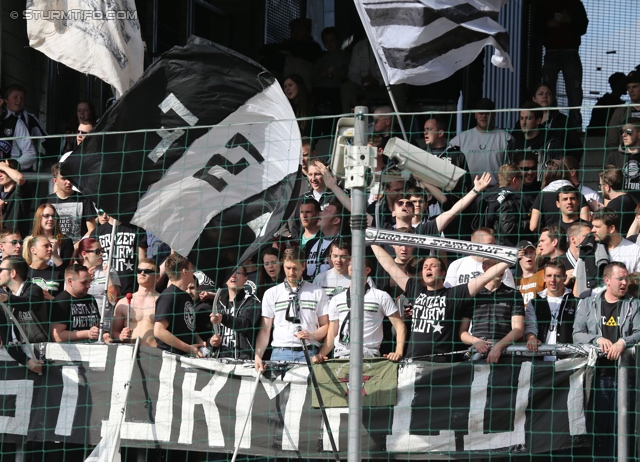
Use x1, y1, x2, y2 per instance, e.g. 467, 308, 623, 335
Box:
1, 17, 640, 459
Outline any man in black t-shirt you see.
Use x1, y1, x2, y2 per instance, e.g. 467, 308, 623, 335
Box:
459, 259, 525, 363
371, 244, 511, 361
45, 163, 96, 242
600, 166, 638, 235
573, 262, 640, 459
50, 264, 102, 342
153, 253, 206, 356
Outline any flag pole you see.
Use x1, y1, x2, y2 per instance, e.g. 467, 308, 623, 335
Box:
0, 301, 40, 375
352, 1, 408, 142
230, 369, 262, 462
98, 219, 118, 342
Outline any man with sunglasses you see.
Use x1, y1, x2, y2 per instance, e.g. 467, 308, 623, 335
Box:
112, 258, 159, 347
606, 71, 640, 151
0, 229, 22, 260
606, 117, 640, 200
208, 266, 261, 360
76, 122, 93, 146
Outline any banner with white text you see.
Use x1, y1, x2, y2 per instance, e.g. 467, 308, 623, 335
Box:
0, 344, 593, 459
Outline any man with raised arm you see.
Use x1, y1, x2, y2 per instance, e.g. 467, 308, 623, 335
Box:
370, 244, 512, 361
112, 258, 159, 347
255, 247, 329, 370
312, 258, 406, 363
153, 253, 205, 357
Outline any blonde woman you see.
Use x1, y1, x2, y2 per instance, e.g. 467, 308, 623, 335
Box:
23, 235, 64, 300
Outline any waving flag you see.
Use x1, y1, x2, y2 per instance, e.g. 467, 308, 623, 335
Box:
354, 0, 513, 86
60, 37, 302, 286
26, 0, 143, 98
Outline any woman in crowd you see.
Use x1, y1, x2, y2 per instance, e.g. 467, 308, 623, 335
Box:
31, 204, 74, 269
283, 73, 315, 136
530, 82, 583, 157
257, 248, 283, 299
71, 237, 120, 312
63, 100, 97, 152
23, 235, 64, 300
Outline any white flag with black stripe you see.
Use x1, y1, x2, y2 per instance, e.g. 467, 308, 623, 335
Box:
26, 0, 143, 98
354, 0, 513, 86
60, 37, 302, 286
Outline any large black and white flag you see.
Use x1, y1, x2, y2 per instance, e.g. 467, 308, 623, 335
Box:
26, 0, 143, 98
354, 0, 513, 86
61, 37, 302, 285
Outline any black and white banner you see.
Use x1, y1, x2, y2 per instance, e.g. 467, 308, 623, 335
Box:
26, 0, 143, 98
0, 344, 596, 458
354, 0, 513, 86
366, 227, 519, 264
60, 37, 303, 285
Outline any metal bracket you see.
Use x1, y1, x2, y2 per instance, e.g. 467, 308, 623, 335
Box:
344, 145, 376, 189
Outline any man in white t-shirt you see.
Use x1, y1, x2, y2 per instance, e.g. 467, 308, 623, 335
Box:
444, 228, 516, 288
312, 258, 406, 362
592, 208, 640, 273
525, 259, 578, 361
449, 98, 510, 186
313, 239, 375, 299
255, 247, 329, 369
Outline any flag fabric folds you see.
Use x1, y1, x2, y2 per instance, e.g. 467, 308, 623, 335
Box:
60, 36, 302, 286
354, 0, 513, 86
26, 0, 143, 98
312, 359, 398, 408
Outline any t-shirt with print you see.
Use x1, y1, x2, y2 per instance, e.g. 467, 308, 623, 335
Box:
50, 291, 100, 333
29, 266, 64, 298
97, 222, 147, 294
45, 193, 96, 242
155, 285, 196, 355
599, 298, 621, 374
404, 278, 471, 358
516, 270, 545, 306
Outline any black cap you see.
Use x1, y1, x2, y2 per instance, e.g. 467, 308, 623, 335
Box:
475, 98, 495, 111
518, 240, 536, 250
627, 70, 640, 85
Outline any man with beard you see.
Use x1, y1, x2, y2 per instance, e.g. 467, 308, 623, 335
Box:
573, 262, 640, 459
599, 166, 638, 234
514, 152, 541, 217
591, 208, 640, 273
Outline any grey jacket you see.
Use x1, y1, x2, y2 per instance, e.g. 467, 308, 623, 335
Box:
573, 292, 640, 347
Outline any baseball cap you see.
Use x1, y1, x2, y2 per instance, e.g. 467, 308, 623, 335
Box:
518, 240, 536, 250
627, 70, 640, 85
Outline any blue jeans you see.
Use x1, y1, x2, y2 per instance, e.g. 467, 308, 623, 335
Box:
270, 347, 317, 364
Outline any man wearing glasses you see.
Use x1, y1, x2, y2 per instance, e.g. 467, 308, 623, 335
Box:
111, 258, 159, 347
208, 266, 261, 360
0, 229, 23, 260
605, 117, 640, 200
76, 122, 93, 146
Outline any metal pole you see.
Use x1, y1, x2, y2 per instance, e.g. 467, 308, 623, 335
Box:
348, 105, 369, 462
98, 220, 118, 342
617, 353, 629, 461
